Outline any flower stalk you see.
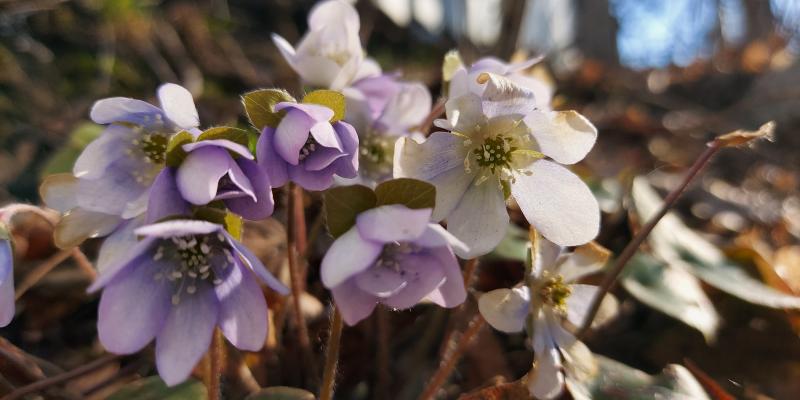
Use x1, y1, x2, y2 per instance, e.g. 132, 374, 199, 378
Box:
207, 329, 224, 400
320, 305, 344, 400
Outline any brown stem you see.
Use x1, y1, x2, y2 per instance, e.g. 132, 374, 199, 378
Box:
1, 354, 119, 400
417, 314, 485, 400
577, 143, 722, 338
461, 258, 479, 287
319, 306, 344, 400
286, 183, 316, 383
206, 329, 224, 400
14, 248, 73, 300
70, 248, 96, 281
419, 99, 446, 135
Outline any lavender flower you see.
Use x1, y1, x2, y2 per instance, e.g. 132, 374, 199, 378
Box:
257, 102, 358, 191
40, 83, 200, 247
320, 205, 467, 325
272, 0, 379, 90
170, 139, 273, 220
0, 228, 13, 327
343, 75, 432, 185
89, 219, 288, 386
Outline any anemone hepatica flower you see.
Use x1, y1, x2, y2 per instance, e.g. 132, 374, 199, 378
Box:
257, 102, 358, 191
342, 75, 432, 185
320, 205, 467, 325
272, 0, 379, 90
166, 139, 274, 220
0, 224, 14, 327
89, 219, 288, 386
478, 240, 612, 399
40, 84, 200, 247
449, 56, 552, 109
395, 74, 600, 258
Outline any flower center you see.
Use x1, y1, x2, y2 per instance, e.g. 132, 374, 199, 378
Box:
359, 134, 395, 180
472, 135, 516, 173
539, 274, 572, 312
138, 133, 168, 164
298, 137, 319, 161
153, 232, 235, 305
375, 242, 420, 271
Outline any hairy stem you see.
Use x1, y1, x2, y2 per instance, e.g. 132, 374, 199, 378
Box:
577, 142, 722, 338
207, 329, 224, 400
417, 314, 485, 400
320, 305, 344, 400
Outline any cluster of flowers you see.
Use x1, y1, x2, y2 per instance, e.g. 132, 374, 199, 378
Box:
0, 0, 605, 396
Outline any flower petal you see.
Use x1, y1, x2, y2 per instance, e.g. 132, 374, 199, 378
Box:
90, 97, 163, 125
320, 227, 382, 288
98, 258, 172, 354
40, 173, 79, 213
377, 82, 432, 131
308, 0, 360, 31
183, 139, 254, 160
528, 322, 565, 400
96, 217, 143, 275
0, 240, 15, 327
157, 83, 199, 129
557, 242, 610, 283
480, 73, 537, 119
355, 205, 432, 243
310, 122, 342, 151
382, 253, 446, 309
76, 160, 151, 216
425, 246, 467, 308
303, 148, 346, 171
332, 122, 359, 178
54, 208, 121, 249
331, 278, 378, 326
274, 108, 315, 165
146, 168, 190, 223
73, 125, 130, 179
445, 94, 484, 133
512, 160, 600, 246
355, 266, 407, 297
156, 287, 219, 386
216, 260, 268, 351
525, 110, 597, 165
225, 159, 275, 220
478, 287, 530, 333
176, 146, 231, 205
412, 224, 469, 256
256, 128, 288, 188
564, 284, 599, 328
288, 164, 335, 191
271, 33, 297, 67
274, 102, 335, 123
447, 181, 509, 258
88, 237, 157, 292
135, 219, 221, 238
224, 234, 289, 295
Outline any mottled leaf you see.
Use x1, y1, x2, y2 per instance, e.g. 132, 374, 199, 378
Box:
302, 90, 345, 122
323, 185, 377, 238
242, 89, 296, 130
374, 178, 436, 210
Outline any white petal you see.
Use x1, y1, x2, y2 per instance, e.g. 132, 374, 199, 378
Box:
447, 181, 509, 258
565, 284, 599, 328
157, 83, 199, 129
525, 110, 597, 165
39, 173, 78, 213
308, 0, 360, 31
54, 208, 120, 248
444, 94, 484, 133
557, 242, 610, 283
271, 33, 297, 66
73, 125, 129, 179
512, 160, 599, 246
528, 321, 565, 400
378, 83, 432, 130
320, 228, 382, 288
479, 73, 537, 119
478, 287, 530, 333
413, 224, 469, 256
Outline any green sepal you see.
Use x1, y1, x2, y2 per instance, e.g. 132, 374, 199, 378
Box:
164, 130, 194, 167
322, 185, 377, 238
302, 90, 346, 123
501, 180, 512, 200
197, 126, 251, 148
224, 212, 243, 240
242, 89, 296, 130
374, 178, 436, 210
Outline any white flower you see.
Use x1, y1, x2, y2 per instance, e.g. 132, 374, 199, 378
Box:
394, 73, 599, 258
478, 240, 614, 399
272, 0, 379, 90
448, 55, 553, 111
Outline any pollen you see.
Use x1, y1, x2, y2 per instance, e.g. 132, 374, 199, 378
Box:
472, 136, 516, 173
298, 136, 319, 161
139, 133, 168, 164
539, 274, 572, 312
153, 234, 234, 305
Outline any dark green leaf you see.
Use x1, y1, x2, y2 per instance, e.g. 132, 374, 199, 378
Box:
323, 185, 377, 238
165, 130, 194, 167
374, 178, 436, 210
242, 89, 296, 130
244, 386, 315, 400
197, 126, 251, 148
302, 90, 346, 122
107, 377, 206, 400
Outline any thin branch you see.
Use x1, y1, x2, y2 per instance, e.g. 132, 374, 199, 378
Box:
417, 314, 485, 400
319, 305, 344, 400
577, 142, 722, 338
14, 248, 73, 300
1, 354, 120, 400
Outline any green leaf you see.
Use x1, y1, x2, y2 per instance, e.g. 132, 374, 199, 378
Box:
302, 90, 346, 122
39, 122, 103, 178
244, 386, 315, 400
165, 130, 194, 167
323, 185, 377, 238
374, 178, 436, 210
242, 89, 296, 130
197, 126, 251, 148
107, 376, 206, 400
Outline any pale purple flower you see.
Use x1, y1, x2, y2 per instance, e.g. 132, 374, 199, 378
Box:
478, 240, 613, 399
395, 73, 599, 258
257, 102, 358, 191
0, 233, 13, 327
320, 205, 467, 326
40, 83, 201, 247
272, 0, 380, 90
342, 75, 432, 185
169, 139, 274, 220
89, 219, 288, 386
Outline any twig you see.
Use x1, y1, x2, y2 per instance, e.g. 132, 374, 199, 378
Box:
206, 329, 224, 400
1, 354, 120, 400
577, 142, 722, 338
14, 248, 73, 300
417, 314, 485, 400
319, 305, 344, 400
286, 183, 316, 384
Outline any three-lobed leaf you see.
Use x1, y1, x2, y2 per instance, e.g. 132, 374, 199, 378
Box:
323, 185, 377, 238
242, 89, 296, 130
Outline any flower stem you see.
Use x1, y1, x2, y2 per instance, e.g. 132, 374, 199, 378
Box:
286, 183, 316, 384
417, 313, 485, 400
14, 248, 74, 300
207, 329, 224, 400
3, 354, 119, 400
577, 142, 723, 338
319, 305, 344, 400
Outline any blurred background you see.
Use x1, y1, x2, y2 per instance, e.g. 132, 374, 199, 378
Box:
1, 0, 800, 399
